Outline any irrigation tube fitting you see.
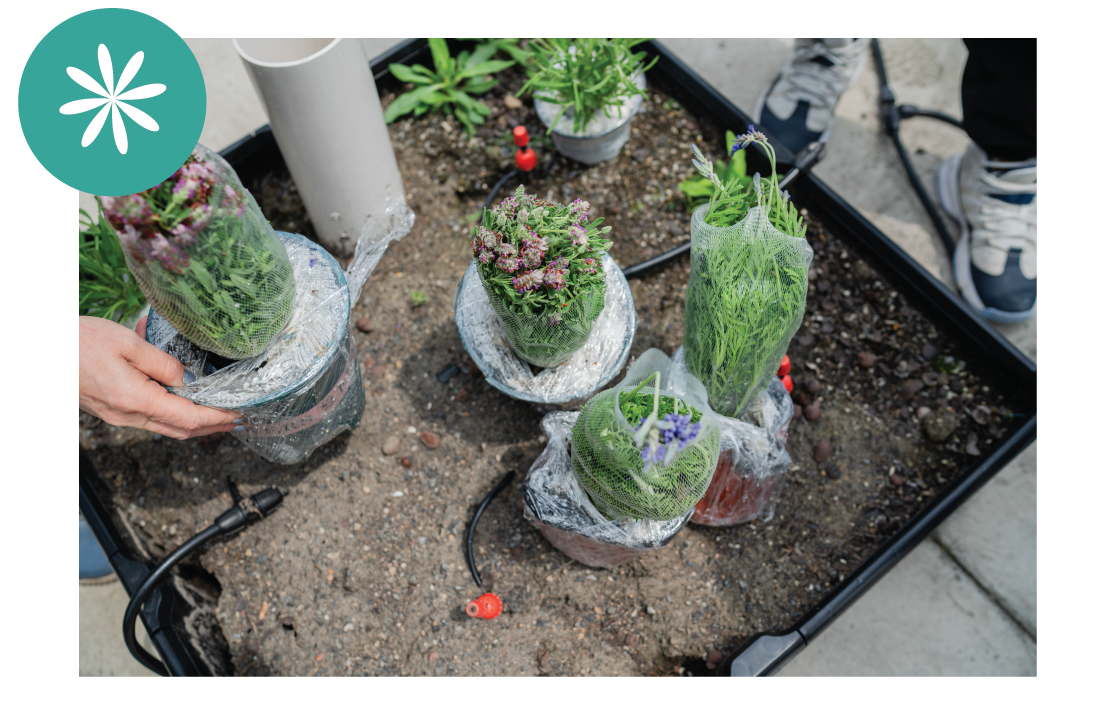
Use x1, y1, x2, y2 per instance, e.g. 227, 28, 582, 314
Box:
122, 479, 286, 676
464, 469, 517, 619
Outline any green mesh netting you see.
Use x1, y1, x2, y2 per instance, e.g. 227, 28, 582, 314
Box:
571, 348, 721, 521
102, 144, 295, 360
479, 276, 606, 368
682, 203, 813, 419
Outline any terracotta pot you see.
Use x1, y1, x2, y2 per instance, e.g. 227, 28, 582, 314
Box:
692, 450, 785, 526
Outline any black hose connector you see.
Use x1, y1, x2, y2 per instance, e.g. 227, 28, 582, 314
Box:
123, 481, 286, 676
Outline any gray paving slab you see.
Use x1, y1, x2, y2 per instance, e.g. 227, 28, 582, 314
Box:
79, 581, 158, 676
778, 540, 1036, 676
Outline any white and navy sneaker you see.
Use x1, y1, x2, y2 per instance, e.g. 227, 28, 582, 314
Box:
754, 38, 869, 156
937, 143, 1036, 323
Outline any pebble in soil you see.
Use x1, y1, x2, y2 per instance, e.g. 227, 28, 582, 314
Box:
78, 62, 1024, 678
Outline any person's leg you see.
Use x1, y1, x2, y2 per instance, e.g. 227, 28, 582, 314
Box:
754, 39, 870, 156
937, 39, 1036, 323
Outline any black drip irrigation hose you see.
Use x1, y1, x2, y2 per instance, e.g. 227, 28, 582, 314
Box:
871, 38, 963, 256
123, 525, 221, 676
122, 479, 285, 676
465, 469, 517, 590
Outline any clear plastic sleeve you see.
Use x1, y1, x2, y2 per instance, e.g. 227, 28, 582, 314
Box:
455, 252, 635, 404
682, 203, 813, 418
146, 195, 414, 464
103, 144, 296, 360
523, 411, 691, 568
672, 347, 795, 526
571, 349, 722, 521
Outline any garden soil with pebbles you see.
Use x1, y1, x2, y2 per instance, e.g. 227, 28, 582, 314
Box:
80, 68, 1023, 676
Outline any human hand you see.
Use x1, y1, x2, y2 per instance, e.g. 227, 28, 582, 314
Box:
80, 316, 242, 439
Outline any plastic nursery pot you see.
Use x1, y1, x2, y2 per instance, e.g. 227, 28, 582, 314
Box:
692, 451, 786, 526
146, 232, 365, 465
534, 73, 647, 165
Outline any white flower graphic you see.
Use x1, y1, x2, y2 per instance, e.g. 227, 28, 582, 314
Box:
59, 44, 166, 155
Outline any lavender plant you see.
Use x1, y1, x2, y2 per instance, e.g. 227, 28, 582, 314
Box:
474, 185, 612, 367
570, 355, 721, 521
683, 127, 812, 418
101, 146, 295, 360
517, 38, 658, 135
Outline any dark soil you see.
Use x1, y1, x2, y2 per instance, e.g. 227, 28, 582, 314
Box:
80, 64, 1023, 677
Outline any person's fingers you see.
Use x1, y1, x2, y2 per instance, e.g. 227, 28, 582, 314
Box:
141, 418, 195, 440
123, 331, 190, 387
189, 422, 240, 438
139, 381, 238, 432
134, 314, 148, 337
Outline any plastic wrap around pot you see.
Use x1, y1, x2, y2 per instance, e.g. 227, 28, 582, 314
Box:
146, 195, 414, 464
682, 203, 813, 419
103, 144, 295, 361
672, 347, 795, 526
456, 252, 635, 403
535, 73, 646, 165
571, 349, 721, 521
523, 412, 690, 568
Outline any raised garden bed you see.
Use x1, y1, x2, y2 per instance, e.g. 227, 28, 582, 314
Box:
79, 39, 1036, 677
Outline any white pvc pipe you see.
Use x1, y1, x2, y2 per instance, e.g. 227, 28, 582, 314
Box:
234, 38, 403, 257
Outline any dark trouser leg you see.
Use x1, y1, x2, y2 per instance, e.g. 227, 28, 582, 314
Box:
961, 40, 1113, 161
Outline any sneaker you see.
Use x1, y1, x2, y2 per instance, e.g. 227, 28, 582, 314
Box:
754, 39, 869, 156
80, 515, 117, 585
937, 143, 1036, 323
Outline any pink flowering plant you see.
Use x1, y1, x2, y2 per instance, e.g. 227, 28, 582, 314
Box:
100, 145, 295, 360
473, 185, 613, 367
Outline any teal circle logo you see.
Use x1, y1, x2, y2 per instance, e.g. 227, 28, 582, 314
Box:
18, 9, 206, 196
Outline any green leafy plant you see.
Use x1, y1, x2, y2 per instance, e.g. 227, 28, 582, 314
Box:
517, 38, 658, 134
384, 39, 515, 137
570, 353, 721, 521
474, 185, 612, 367
80, 200, 147, 323
102, 146, 295, 360
677, 130, 751, 208
682, 127, 812, 418
460, 38, 532, 68
410, 290, 428, 307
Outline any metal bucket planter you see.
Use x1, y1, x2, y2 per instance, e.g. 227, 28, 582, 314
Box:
455, 252, 636, 404
145, 231, 364, 464
534, 73, 647, 165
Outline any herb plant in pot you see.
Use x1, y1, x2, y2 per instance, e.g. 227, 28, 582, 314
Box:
474, 185, 612, 368
518, 38, 657, 164
521, 349, 720, 569
681, 128, 813, 524
100, 144, 295, 360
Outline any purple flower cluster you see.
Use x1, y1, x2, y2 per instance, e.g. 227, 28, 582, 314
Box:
102, 154, 243, 274
568, 199, 590, 224
520, 230, 548, 269
639, 412, 701, 467
495, 242, 522, 273
568, 224, 588, 247
473, 226, 500, 264
511, 269, 544, 293
579, 257, 599, 276
542, 256, 568, 290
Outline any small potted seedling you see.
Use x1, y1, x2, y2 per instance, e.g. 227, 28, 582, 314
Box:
681, 127, 813, 525
473, 185, 612, 368
518, 38, 657, 164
